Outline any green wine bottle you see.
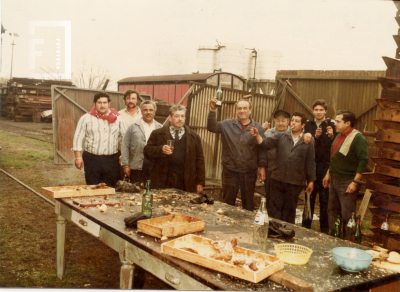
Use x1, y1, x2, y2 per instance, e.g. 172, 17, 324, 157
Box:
141, 180, 153, 219
354, 215, 362, 244
331, 215, 341, 238
216, 84, 223, 107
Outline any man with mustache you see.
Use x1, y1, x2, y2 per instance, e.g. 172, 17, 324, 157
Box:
121, 100, 162, 185
250, 112, 316, 224
144, 105, 205, 193
72, 92, 126, 188
119, 89, 142, 127
323, 110, 368, 239
207, 98, 267, 211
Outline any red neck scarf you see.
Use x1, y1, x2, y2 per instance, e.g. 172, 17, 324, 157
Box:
89, 107, 120, 123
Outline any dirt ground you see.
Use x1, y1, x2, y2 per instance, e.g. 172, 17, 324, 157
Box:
0, 118, 374, 289
0, 119, 170, 289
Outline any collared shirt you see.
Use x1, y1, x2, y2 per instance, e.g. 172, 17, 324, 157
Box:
72, 112, 126, 155
332, 127, 354, 157
141, 118, 156, 143
169, 125, 185, 140
118, 107, 141, 128
291, 132, 303, 146
314, 117, 326, 128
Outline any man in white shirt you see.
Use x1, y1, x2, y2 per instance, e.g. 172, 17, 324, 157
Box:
73, 92, 126, 188
121, 100, 162, 185
118, 89, 142, 127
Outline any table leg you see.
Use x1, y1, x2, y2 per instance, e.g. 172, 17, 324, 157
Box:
120, 260, 134, 289
56, 215, 66, 280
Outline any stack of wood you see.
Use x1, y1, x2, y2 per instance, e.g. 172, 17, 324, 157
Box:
362, 2, 400, 250
0, 83, 8, 117
6, 77, 73, 122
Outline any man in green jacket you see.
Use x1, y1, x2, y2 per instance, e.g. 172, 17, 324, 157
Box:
323, 110, 369, 239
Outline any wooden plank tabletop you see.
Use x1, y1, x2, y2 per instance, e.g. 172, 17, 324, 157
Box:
58, 189, 398, 292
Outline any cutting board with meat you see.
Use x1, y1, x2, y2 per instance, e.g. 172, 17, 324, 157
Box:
161, 234, 284, 283
41, 183, 115, 198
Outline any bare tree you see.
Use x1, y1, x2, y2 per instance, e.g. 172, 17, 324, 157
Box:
72, 59, 112, 89
37, 65, 66, 81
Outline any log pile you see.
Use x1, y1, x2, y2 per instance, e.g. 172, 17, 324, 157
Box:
362, 2, 400, 250
6, 77, 73, 122
0, 83, 8, 117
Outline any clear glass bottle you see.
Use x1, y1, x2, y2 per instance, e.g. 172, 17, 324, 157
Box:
347, 212, 356, 242
354, 215, 362, 244
252, 198, 269, 252
215, 84, 223, 107
141, 180, 153, 219
331, 215, 341, 238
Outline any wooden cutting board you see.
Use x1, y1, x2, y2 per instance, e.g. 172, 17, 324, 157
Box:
372, 260, 400, 273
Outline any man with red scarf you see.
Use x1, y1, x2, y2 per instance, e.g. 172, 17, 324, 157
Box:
73, 92, 126, 188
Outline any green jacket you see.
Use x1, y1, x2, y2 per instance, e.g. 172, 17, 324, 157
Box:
329, 133, 369, 180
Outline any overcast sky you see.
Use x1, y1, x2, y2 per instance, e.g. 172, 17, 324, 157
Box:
0, 0, 397, 90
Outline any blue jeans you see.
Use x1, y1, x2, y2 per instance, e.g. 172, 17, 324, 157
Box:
328, 176, 360, 239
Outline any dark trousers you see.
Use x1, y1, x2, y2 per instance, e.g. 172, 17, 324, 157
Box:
328, 176, 360, 240
82, 151, 120, 188
222, 166, 257, 211
302, 180, 330, 233
269, 179, 304, 224
129, 158, 152, 186
264, 170, 272, 202
165, 172, 185, 191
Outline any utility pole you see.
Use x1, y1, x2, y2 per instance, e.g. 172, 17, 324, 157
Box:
10, 40, 16, 79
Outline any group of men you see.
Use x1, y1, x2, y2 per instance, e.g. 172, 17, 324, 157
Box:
73, 89, 205, 194
72, 90, 368, 240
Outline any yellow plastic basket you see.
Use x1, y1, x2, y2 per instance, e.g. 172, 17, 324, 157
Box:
274, 243, 313, 265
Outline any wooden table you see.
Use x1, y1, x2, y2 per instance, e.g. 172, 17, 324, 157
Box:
55, 189, 400, 291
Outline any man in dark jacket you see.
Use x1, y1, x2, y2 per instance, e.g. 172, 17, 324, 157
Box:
207, 98, 267, 211
302, 100, 336, 233
144, 105, 205, 193
250, 112, 316, 224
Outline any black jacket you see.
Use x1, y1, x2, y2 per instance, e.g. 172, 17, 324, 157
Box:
260, 131, 316, 186
144, 125, 205, 193
304, 118, 336, 167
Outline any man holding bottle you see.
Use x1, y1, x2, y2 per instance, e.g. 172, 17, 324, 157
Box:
207, 98, 267, 211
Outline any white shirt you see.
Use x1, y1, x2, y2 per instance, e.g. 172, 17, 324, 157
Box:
118, 107, 141, 128
291, 132, 303, 146
141, 118, 156, 142
72, 112, 126, 155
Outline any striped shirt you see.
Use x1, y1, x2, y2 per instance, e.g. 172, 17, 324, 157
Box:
72, 112, 127, 155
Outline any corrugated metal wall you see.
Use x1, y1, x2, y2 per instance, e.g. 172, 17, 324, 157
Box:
187, 82, 278, 179
277, 70, 385, 170
52, 86, 125, 164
